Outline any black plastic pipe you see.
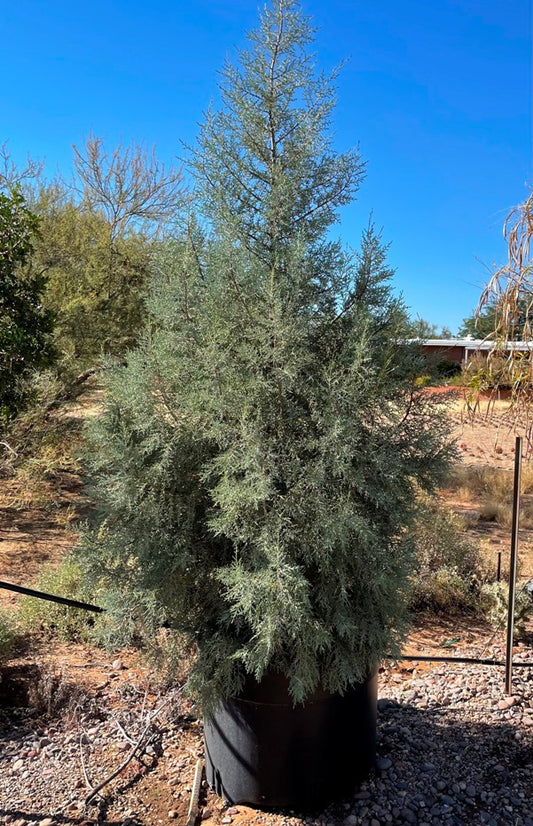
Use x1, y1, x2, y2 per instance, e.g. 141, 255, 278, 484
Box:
0, 580, 104, 613
395, 653, 532, 668
1, 580, 532, 669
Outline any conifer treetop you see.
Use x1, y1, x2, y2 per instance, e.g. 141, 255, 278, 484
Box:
191, 0, 365, 270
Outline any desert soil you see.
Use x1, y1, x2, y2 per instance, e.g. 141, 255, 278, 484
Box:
0, 387, 532, 825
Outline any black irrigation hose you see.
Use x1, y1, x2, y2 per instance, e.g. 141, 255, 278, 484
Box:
1, 580, 532, 668
0, 580, 104, 613
394, 654, 533, 668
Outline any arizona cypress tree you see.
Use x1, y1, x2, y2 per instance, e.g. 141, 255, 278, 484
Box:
79, 0, 453, 707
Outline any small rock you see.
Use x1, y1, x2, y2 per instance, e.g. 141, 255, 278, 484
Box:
376, 757, 392, 771
40, 819, 55, 826
498, 697, 516, 710
167, 811, 178, 820
221, 818, 233, 824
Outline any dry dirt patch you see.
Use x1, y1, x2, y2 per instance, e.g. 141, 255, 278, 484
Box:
0, 383, 102, 610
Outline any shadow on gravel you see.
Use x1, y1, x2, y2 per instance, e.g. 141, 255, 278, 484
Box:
338, 700, 533, 825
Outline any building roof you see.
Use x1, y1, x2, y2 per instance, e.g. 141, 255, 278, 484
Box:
407, 338, 533, 352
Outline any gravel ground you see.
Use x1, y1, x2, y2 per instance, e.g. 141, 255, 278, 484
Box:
1, 644, 532, 826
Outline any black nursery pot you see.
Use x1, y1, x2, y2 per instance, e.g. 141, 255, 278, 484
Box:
204, 670, 377, 811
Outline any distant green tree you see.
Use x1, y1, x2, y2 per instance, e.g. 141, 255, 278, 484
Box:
409, 318, 452, 339
0, 187, 55, 422
459, 298, 529, 340
459, 307, 494, 338
2, 138, 182, 376
38, 137, 181, 373
33, 183, 151, 371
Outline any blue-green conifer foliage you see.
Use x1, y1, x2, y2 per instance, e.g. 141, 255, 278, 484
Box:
79, 0, 454, 708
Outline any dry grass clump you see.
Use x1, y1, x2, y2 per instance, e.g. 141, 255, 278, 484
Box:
27, 662, 86, 716
0, 372, 85, 517
444, 464, 533, 528
18, 557, 104, 643
446, 465, 508, 498
478, 499, 513, 527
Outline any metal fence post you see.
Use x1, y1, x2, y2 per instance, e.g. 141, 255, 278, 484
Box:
505, 436, 522, 695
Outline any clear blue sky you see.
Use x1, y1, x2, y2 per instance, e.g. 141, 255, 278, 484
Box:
1, 0, 531, 333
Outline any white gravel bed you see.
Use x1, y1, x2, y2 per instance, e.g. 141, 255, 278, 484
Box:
0, 648, 532, 826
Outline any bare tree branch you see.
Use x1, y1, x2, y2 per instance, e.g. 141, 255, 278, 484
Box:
0, 143, 44, 191
72, 135, 183, 240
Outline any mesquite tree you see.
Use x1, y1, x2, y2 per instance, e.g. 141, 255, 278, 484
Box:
79, 0, 454, 708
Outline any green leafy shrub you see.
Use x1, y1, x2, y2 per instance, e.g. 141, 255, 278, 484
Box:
0, 608, 16, 659
435, 359, 462, 379
410, 497, 487, 612
481, 581, 532, 639
0, 186, 56, 424
463, 352, 531, 392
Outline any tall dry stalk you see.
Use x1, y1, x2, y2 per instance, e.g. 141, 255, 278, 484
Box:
471, 191, 533, 447
479, 191, 533, 340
